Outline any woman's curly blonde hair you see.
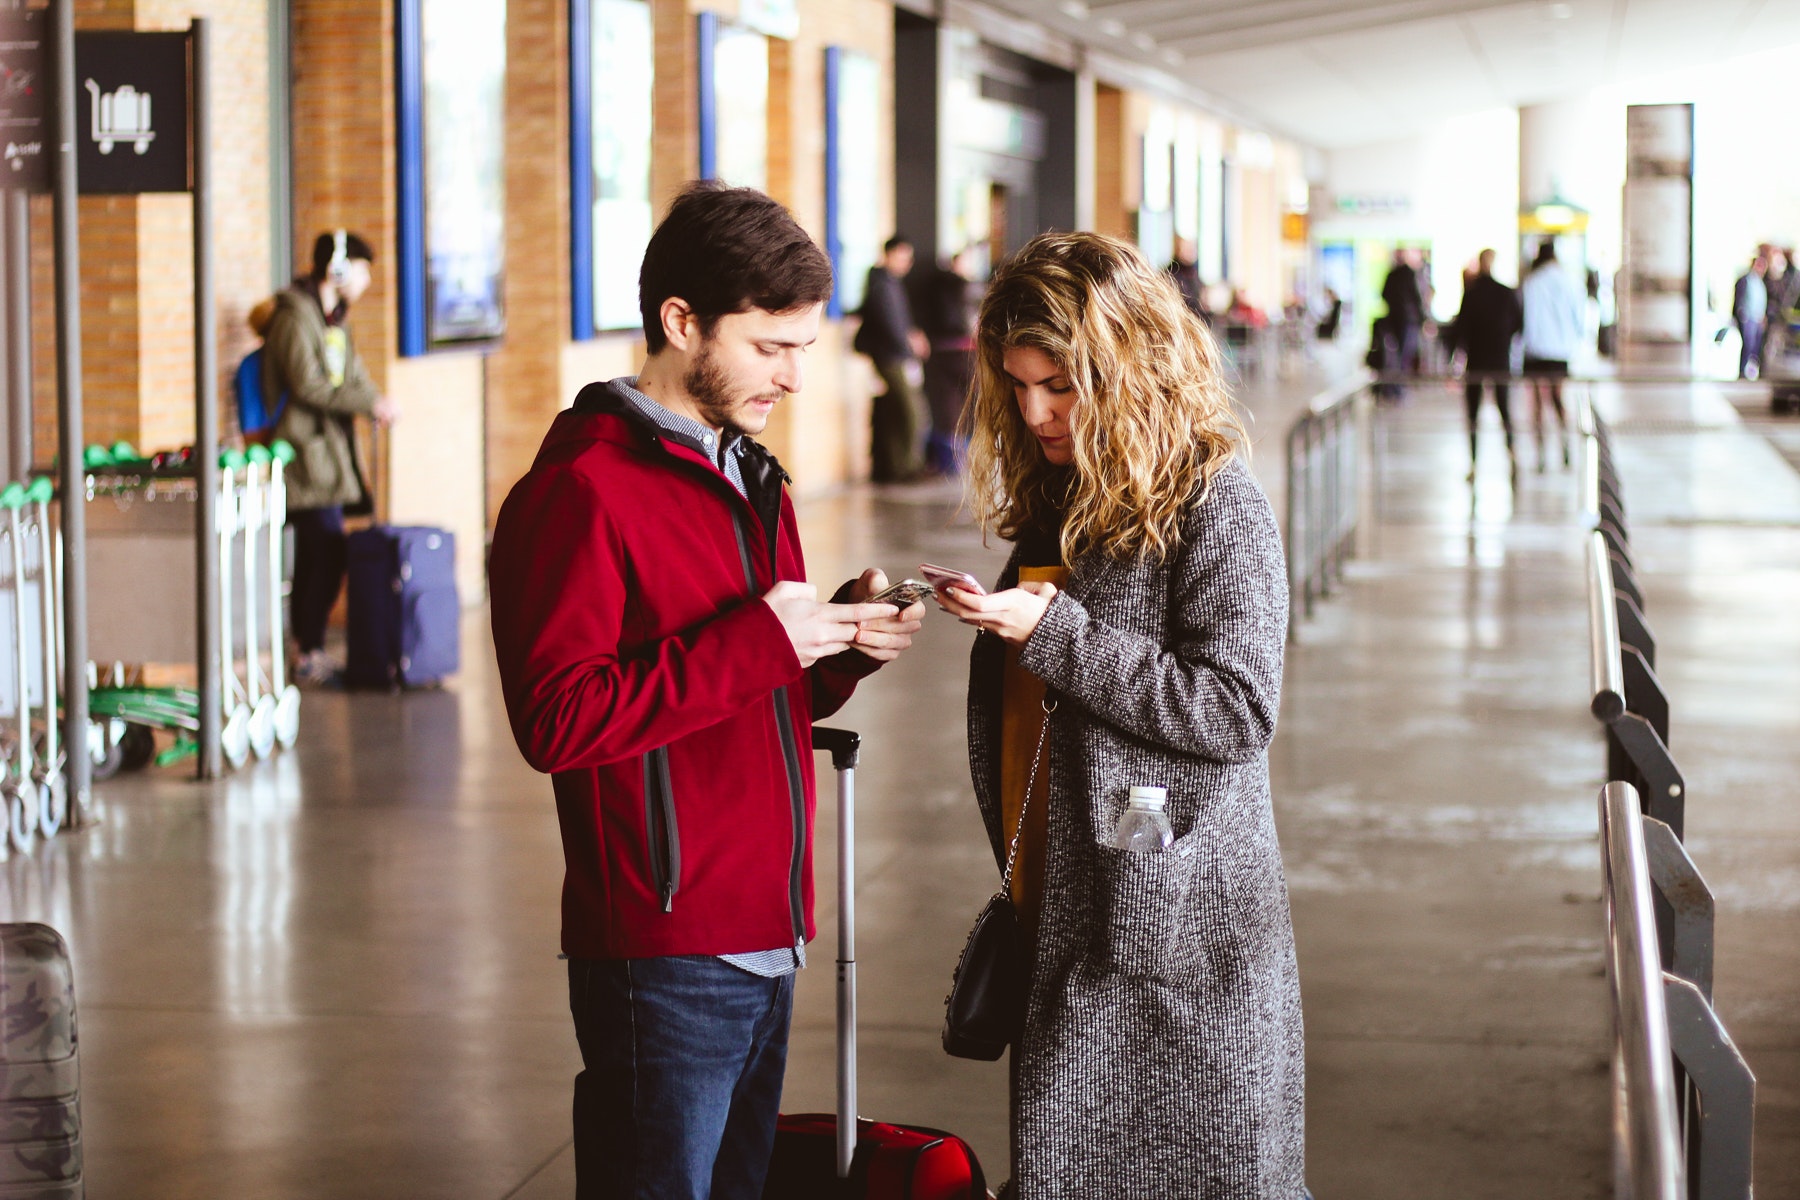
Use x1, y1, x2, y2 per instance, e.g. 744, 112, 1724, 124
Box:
961, 230, 1245, 564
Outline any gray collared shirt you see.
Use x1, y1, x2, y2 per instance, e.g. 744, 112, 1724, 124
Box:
604, 376, 804, 978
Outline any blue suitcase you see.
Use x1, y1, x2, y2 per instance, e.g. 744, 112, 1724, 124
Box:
345, 525, 460, 689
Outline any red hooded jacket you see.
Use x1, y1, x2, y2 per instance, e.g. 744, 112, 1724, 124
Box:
489, 382, 875, 959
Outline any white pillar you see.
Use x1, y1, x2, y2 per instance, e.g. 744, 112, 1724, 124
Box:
1074, 68, 1096, 232
1519, 98, 1595, 213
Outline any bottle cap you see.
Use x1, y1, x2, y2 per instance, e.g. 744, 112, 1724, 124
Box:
1127, 785, 1167, 809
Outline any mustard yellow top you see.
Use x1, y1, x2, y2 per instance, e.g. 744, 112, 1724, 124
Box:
998, 564, 1070, 945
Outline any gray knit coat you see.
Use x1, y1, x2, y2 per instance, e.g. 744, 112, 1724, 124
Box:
966, 457, 1304, 1198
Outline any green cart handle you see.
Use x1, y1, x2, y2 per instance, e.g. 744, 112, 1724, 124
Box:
247, 444, 273, 466
24, 477, 52, 505
109, 440, 139, 464
270, 439, 296, 465
82, 444, 112, 470
219, 448, 248, 471
0, 483, 26, 511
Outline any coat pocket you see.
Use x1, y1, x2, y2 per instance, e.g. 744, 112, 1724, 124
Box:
642, 747, 679, 913
1091, 840, 1208, 982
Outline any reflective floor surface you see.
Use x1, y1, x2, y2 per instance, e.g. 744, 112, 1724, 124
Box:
5, 362, 1794, 1198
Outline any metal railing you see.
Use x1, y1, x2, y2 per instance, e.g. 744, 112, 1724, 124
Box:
1582, 398, 1757, 1200
1599, 778, 1684, 1200
1284, 373, 1372, 637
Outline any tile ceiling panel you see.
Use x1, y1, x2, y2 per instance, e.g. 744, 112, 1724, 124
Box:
993, 0, 1800, 147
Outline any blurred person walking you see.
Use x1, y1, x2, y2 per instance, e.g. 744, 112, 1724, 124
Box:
1454, 249, 1523, 482
489, 182, 924, 1200
267, 230, 398, 686
854, 235, 930, 482
939, 232, 1303, 1198
1732, 249, 1769, 379
1520, 240, 1584, 471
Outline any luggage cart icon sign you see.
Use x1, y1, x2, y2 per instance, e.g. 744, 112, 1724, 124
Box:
84, 78, 153, 155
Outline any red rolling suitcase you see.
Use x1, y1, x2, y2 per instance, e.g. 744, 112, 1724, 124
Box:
762, 728, 989, 1200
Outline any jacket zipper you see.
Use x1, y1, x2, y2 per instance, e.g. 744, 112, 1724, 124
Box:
730, 511, 807, 959
642, 746, 679, 912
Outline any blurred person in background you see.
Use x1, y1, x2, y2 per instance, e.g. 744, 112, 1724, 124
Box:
1732, 249, 1768, 380
1520, 240, 1584, 471
1165, 236, 1211, 325
854, 235, 931, 482
268, 230, 398, 686
1380, 248, 1426, 374
1454, 249, 1523, 483
1762, 246, 1798, 377
919, 246, 981, 475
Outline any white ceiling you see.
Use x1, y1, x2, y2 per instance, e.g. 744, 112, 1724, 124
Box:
988, 0, 1800, 148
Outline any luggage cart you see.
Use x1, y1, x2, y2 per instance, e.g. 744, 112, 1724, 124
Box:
23, 478, 67, 840
260, 442, 300, 748
214, 449, 251, 769
81, 440, 299, 777
238, 448, 275, 761
0, 483, 41, 852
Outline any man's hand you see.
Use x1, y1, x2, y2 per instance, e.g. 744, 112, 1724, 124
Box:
373, 397, 400, 427
841, 569, 925, 664
908, 329, 931, 360
763, 581, 903, 669
936, 580, 1057, 647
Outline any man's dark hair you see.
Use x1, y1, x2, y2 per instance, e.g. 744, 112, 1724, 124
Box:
883, 234, 911, 254
309, 230, 376, 280
639, 181, 833, 353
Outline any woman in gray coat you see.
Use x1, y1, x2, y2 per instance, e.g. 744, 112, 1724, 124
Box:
939, 232, 1304, 1198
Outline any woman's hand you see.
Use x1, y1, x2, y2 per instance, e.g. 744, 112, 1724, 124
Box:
937, 581, 1058, 646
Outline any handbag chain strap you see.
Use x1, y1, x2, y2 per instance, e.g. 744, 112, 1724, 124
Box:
999, 696, 1056, 894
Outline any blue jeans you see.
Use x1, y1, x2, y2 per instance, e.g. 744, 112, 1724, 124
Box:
568, 956, 794, 1200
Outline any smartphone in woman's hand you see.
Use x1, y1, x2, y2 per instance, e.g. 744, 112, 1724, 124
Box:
919, 564, 986, 596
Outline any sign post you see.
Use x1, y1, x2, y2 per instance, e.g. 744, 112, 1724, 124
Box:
50, 0, 87, 823
189, 19, 218, 781
0, 6, 47, 484
52, 20, 208, 792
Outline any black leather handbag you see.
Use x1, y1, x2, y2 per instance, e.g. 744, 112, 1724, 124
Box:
943, 700, 1053, 1061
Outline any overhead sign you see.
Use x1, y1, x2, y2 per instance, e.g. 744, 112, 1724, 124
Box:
75, 32, 190, 195
0, 11, 48, 192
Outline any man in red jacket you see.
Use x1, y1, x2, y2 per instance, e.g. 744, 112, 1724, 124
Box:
490, 182, 924, 1200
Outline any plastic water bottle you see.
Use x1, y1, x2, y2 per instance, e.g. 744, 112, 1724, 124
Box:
1110, 786, 1174, 852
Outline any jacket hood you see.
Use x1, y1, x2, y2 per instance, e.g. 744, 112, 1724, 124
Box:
543, 379, 791, 486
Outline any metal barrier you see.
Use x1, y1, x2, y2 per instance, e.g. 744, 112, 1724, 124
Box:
1583, 400, 1757, 1200
1284, 373, 1371, 637
1599, 779, 1684, 1200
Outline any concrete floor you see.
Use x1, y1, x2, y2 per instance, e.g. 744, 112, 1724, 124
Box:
3, 363, 1794, 1198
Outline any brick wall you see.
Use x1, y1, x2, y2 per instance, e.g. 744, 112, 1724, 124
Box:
484, 0, 571, 520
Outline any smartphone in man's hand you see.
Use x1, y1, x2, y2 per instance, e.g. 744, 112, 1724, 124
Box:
867, 579, 934, 609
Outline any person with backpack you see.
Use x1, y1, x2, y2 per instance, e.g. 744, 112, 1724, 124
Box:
266, 230, 398, 686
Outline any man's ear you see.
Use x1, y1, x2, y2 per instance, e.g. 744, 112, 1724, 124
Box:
660, 298, 697, 351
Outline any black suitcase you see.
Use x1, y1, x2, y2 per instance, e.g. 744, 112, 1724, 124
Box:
761, 729, 989, 1199
344, 525, 459, 689
0, 923, 82, 1198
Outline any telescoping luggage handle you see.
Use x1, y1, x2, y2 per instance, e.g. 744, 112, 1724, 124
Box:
811, 725, 860, 1180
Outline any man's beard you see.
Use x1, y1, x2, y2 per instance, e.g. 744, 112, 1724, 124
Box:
682, 336, 775, 438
